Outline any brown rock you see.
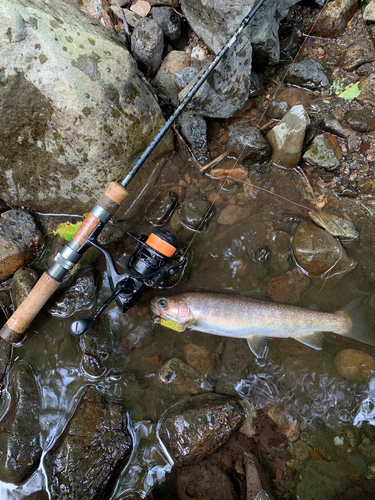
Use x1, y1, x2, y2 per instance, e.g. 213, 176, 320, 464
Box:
217, 204, 250, 225
277, 87, 310, 108
358, 437, 375, 461
267, 267, 310, 304
209, 164, 249, 181
184, 343, 211, 374
335, 349, 375, 382
339, 41, 375, 72
310, 0, 360, 38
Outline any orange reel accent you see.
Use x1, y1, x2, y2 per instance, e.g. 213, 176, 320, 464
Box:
146, 233, 176, 257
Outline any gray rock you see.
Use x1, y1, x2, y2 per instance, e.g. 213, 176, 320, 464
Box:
344, 108, 375, 132
121, 8, 141, 28
359, 72, 375, 102
266, 105, 310, 169
0, 210, 44, 282
178, 191, 212, 231
152, 50, 191, 105
191, 46, 209, 71
321, 115, 347, 138
227, 123, 271, 167
266, 100, 290, 120
175, 67, 199, 90
310, 0, 359, 38
152, 6, 181, 45
0, 361, 42, 485
364, 0, 375, 20
44, 386, 132, 500
339, 41, 375, 72
285, 58, 330, 91
48, 267, 96, 318
0, 0, 173, 215
11, 267, 39, 309
303, 134, 341, 171
179, 111, 209, 164
158, 358, 213, 394
157, 393, 245, 465
0, 337, 11, 386
131, 17, 164, 76
249, 71, 264, 97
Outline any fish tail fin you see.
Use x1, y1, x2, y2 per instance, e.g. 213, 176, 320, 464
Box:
339, 298, 375, 347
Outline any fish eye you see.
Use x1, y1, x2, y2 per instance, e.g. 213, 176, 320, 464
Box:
159, 298, 168, 309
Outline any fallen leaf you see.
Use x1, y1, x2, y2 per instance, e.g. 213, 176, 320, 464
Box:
337, 82, 361, 100
130, 0, 150, 17
309, 211, 359, 239
48, 221, 82, 241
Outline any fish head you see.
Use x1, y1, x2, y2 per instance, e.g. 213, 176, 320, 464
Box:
151, 296, 191, 323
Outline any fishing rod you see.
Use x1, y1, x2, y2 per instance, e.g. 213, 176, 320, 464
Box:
0, 0, 267, 343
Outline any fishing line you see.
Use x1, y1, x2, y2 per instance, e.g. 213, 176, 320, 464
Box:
181, 2, 329, 258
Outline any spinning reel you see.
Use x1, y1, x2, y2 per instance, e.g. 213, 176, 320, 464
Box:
70, 229, 187, 336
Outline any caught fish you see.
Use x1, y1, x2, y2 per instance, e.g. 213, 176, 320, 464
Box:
151, 292, 375, 358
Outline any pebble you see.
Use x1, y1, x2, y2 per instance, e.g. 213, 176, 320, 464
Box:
184, 343, 211, 374
152, 50, 191, 105
335, 349, 375, 383
344, 108, 375, 133
131, 18, 164, 76
338, 41, 375, 72
267, 267, 310, 304
146, 190, 178, 226
358, 178, 375, 194
158, 357, 213, 394
321, 115, 347, 139
266, 105, 310, 168
227, 123, 271, 167
179, 111, 209, 164
151, 6, 181, 45
11, 267, 39, 309
277, 87, 310, 108
266, 100, 290, 120
157, 393, 245, 465
209, 162, 249, 182
217, 204, 251, 225
310, 0, 359, 38
303, 134, 341, 171
178, 191, 212, 231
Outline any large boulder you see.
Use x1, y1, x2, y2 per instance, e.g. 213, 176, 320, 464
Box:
0, 0, 173, 216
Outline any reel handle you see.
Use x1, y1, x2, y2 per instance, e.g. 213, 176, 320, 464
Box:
0, 182, 128, 343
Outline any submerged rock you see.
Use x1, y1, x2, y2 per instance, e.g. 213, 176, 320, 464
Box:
0, 361, 42, 485
0, 337, 11, 385
267, 267, 310, 304
179, 111, 209, 165
158, 357, 213, 394
217, 204, 251, 225
44, 386, 132, 500
146, 190, 178, 226
11, 267, 39, 309
178, 191, 212, 231
158, 392, 245, 465
285, 58, 330, 91
303, 134, 341, 171
48, 267, 96, 318
131, 17, 164, 76
227, 123, 271, 167
266, 105, 310, 168
0, 210, 44, 282
291, 221, 356, 284
335, 349, 375, 383
0, 0, 173, 215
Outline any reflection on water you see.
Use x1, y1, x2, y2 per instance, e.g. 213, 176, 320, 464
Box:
2, 161, 375, 498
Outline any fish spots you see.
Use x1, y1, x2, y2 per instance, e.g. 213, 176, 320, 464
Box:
6, 27, 12, 43
82, 107, 91, 117
88, 38, 95, 46
39, 54, 48, 64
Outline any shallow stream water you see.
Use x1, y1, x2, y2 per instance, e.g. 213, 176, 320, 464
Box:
2, 151, 375, 499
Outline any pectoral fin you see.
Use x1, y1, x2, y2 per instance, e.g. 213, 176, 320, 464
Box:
247, 336, 268, 358
295, 332, 324, 350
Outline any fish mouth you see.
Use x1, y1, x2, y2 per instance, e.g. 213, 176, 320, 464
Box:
150, 299, 162, 318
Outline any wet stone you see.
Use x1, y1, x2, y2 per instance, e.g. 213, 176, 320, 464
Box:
267, 267, 310, 304
209, 159, 249, 182
152, 50, 191, 105
0, 361, 42, 485
176, 460, 237, 500
291, 221, 356, 283
303, 134, 341, 171
0, 210, 45, 282
151, 6, 181, 45
363, 0, 375, 21
44, 386, 132, 500
335, 349, 375, 383
158, 357, 213, 394
158, 392, 245, 466
178, 192, 212, 231
310, 0, 359, 38
48, 267, 96, 318
321, 115, 347, 139
285, 58, 330, 91
277, 86, 310, 108
146, 190, 178, 226
248, 71, 264, 97
217, 204, 251, 225
0, 337, 11, 385
179, 111, 209, 164
344, 108, 375, 133
358, 178, 375, 194
131, 18, 164, 76
266, 99, 290, 120
80, 329, 110, 379
339, 41, 375, 72
266, 105, 310, 169
227, 123, 271, 167
11, 267, 39, 309
183, 343, 211, 375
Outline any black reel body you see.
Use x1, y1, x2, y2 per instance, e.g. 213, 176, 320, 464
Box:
70, 229, 187, 336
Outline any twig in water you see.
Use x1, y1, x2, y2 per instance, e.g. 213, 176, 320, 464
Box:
200, 152, 226, 172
